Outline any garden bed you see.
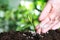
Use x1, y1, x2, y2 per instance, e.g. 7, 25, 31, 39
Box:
0, 29, 60, 40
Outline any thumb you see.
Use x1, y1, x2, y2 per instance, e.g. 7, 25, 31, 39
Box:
39, 2, 52, 21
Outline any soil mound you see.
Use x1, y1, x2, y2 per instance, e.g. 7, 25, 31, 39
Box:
0, 29, 60, 40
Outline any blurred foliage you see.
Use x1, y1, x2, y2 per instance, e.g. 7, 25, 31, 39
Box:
0, 0, 47, 32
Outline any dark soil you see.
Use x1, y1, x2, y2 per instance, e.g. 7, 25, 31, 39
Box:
0, 29, 60, 40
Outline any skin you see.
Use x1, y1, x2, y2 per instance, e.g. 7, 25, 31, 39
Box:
36, 0, 60, 34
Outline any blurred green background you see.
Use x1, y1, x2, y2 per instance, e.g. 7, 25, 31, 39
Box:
0, 0, 47, 32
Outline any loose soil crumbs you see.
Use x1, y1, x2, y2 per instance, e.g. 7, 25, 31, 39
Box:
0, 29, 60, 40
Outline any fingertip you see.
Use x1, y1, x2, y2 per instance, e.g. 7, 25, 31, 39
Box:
35, 25, 40, 30
42, 29, 48, 33
52, 25, 60, 30
35, 25, 42, 34
39, 16, 45, 21
42, 26, 51, 33
36, 28, 41, 34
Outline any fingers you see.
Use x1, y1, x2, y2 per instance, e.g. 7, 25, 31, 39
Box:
41, 20, 54, 33
49, 12, 57, 21
52, 22, 60, 30
37, 16, 54, 34
42, 12, 59, 32
42, 17, 59, 33
36, 17, 50, 34
37, 28, 41, 34
39, 2, 52, 21
37, 0, 60, 34
36, 16, 60, 34
36, 25, 42, 34
39, 17, 53, 33
52, 16, 60, 30
40, 17, 50, 28
40, 16, 59, 33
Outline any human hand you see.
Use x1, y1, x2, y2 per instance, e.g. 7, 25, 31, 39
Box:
36, 0, 60, 34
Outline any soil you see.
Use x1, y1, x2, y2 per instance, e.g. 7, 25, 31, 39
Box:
0, 29, 60, 40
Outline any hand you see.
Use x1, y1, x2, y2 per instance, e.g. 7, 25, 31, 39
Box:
36, 0, 60, 34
